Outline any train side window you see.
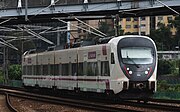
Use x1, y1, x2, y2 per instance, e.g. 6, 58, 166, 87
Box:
54, 64, 59, 75
41, 65, 43, 75
78, 63, 83, 76
72, 63, 77, 76
83, 61, 87, 76
27, 66, 32, 75
30, 66, 32, 75
23, 66, 27, 75
62, 64, 69, 76
50, 64, 54, 76
43, 65, 48, 75
69, 63, 72, 76
59, 63, 62, 76
111, 53, 115, 64
87, 62, 98, 76
101, 61, 110, 76
97, 60, 101, 76
47, 64, 49, 75
33, 65, 36, 75
36, 65, 41, 75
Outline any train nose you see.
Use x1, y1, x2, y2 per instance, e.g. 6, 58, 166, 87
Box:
136, 83, 144, 89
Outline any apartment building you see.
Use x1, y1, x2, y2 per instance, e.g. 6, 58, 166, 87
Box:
120, 15, 176, 36
155, 15, 176, 35
120, 16, 150, 35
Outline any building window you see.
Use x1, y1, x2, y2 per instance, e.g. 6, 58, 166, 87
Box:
141, 17, 146, 21
141, 32, 146, 35
126, 17, 131, 21
167, 17, 173, 21
141, 24, 146, 28
158, 16, 163, 21
134, 25, 138, 28
134, 17, 138, 21
126, 25, 131, 29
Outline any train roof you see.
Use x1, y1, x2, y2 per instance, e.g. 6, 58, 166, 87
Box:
23, 35, 154, 55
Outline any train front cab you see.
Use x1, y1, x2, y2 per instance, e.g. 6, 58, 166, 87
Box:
116, 36, 157, 97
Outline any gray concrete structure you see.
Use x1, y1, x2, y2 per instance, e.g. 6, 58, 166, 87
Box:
0, 0, 180, 24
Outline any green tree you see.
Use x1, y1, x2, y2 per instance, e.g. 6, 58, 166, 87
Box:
0, 70, 4, 84
150, 22, 173, 51
169, 15, 180, 48
8, 64, 22, 80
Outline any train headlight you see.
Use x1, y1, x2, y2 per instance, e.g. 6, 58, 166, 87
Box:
145, 71, 148, 75
127, 68, 129, 70
129, 71, 133, 74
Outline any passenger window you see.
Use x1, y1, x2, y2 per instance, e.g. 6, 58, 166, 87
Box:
101, 61, 110, 76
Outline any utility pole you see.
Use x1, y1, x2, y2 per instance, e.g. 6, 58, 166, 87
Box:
178, 41, 180, 76
138, 17, 141, 35
3, 47, 8, 85
115, 14, 120, 36
67, 21, 70, 48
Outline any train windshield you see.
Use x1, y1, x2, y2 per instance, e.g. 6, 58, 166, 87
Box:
121, 47, 153, 64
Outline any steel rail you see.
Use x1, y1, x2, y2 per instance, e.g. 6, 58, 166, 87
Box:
119, 100, 180, 111
1, 86, 180, 111
0, 87, 137, 112
5, 93, 18, 112
148, 98, 180, 104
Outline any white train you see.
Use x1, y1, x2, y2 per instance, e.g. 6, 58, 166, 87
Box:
22, 35, 157, 97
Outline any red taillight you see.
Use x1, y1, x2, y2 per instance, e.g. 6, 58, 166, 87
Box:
147, 67, 152, 77
124, 66, 130, 77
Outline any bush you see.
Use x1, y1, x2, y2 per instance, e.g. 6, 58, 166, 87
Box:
158, 60, 179, 76
0, 70, 4, 84
8, 64, 22, 80
158, 80, 180, 92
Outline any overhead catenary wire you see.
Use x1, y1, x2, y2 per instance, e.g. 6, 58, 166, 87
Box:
0, 38, 18, 51
0, 18, 16, 25
156, 0, 180, 15
74, 17, 107, 37
55, 18, 105, 38
17, 26, 55, 45
24, 26, 55, 45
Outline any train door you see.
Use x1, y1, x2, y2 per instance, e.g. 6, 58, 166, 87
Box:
68, 49, 79, 91
97, 51, 101, 92
82, 53, 88, 91
73, 53, 79, 91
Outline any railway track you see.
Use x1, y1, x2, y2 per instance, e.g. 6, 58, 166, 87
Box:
120, 100, 180, 112
1, 86, 180, 111
0, 87, 138, 112
5, 93, 18, 112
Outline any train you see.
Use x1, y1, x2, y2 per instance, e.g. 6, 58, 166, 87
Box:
22, 35, 157, 98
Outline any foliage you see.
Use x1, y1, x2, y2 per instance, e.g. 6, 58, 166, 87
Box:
8, 64, 22, 80
169, 15, 180, 47
158, 60, 174, 75
0, 70, 4, 83
150, 22, 174, 51
157, 80, 180, 92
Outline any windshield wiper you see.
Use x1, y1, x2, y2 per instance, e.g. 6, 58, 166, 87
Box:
127, 56, 139, 68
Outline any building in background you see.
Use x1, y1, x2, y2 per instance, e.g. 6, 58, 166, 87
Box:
120, 16, 150, 35
155, 15, 176, 35
120, 15, 176, 36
